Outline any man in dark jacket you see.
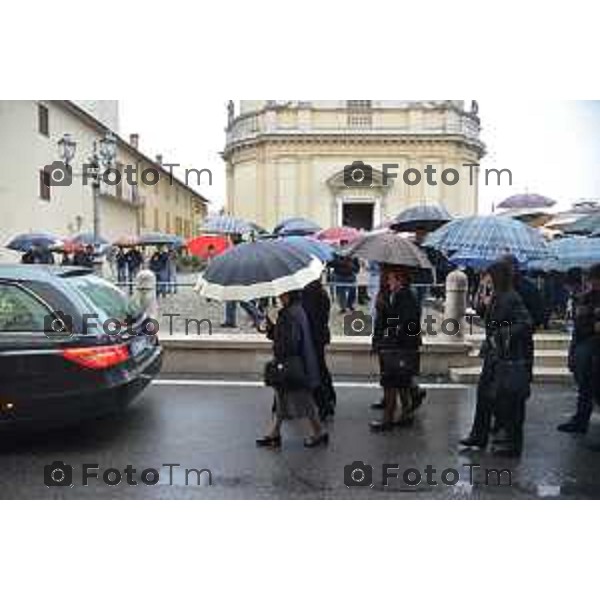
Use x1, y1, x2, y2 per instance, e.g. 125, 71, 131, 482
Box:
557, 263, 600, 434
302, 279, 337, 420
331, 241, 360, 313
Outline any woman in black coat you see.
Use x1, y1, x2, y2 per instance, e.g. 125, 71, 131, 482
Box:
302, 279, 337, 420
461, 260, 533, 456
371, 265, 422, 432
257, 290, 329, 449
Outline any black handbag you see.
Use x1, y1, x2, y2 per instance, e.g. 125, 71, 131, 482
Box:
263, 356, 306, 389
379, 348, 418, 388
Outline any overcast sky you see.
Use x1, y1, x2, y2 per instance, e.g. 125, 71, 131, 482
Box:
119, 100, 600, 215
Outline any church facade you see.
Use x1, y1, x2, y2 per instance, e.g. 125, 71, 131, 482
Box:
223, 101, 485, 231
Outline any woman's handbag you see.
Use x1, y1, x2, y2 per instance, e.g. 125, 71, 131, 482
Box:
263, 356, 306, 389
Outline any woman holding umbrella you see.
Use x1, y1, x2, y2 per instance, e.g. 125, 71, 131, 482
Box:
370, 264, 422, 431
195, 238, 328, 448
257, 289, 329, 448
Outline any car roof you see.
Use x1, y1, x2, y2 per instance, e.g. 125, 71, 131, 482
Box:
0, 265, 93, 283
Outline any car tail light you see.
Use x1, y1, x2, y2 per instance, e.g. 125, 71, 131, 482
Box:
61, 344, 130, 370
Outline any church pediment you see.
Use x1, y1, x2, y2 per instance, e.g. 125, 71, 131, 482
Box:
327, 164, 393, 193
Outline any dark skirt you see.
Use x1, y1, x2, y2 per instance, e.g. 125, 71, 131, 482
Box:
274, 388, 317, 421
378, 348, 419, 389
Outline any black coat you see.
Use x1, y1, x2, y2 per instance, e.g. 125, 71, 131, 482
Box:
480, 290, 533, 366
267, 301, 320, 390
373, 287, 421, 352
302, 282, 331, 349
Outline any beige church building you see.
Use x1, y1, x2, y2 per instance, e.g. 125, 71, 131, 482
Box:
223, 100, 485, 230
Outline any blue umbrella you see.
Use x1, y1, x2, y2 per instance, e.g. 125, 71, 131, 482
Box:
6, 232, 63, 252
280, 236, 334, 262
201, 215, 260, 235
273, 218, 321, 236
497, 193, 556, 210
70, 232, 109, 246
424, 215, 550, 264
528, 236, 600, 272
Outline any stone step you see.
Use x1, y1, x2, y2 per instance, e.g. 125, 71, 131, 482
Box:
466, 349, 568, 368
449, 365, 572, 384
467, 333, 570, 351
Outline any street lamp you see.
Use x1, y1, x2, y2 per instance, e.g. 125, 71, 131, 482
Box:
57, 131, 117, 240
57, 133, 76, 165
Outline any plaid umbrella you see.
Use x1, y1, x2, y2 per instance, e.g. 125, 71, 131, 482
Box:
195, 239, 324, 301
528, 237, 600, 272
347, 231, 432, 270
389, 203, 452, 233
273, 218, 321, 236
562, 213, 600, 235
424, 215, 550, 264
201, 215, 259, 235
315, 226, 361, 245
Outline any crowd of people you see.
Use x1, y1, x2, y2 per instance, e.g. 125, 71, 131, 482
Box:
255, 255, 600, 457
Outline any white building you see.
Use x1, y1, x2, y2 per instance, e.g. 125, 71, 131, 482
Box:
0, 101, 209, 262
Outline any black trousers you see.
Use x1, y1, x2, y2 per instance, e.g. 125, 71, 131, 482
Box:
470, 360, 527, 451
313, 345, 336, 418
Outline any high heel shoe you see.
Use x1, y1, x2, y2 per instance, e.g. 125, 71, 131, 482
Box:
256, 435, 282, 448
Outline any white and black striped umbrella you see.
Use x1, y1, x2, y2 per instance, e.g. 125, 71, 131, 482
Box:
195, 239, 324, 301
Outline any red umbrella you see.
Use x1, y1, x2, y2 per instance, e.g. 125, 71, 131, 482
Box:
315, 226, 361, 245
187, 235, 231, 259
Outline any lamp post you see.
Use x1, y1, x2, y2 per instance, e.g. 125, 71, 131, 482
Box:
57, 131, 117, 241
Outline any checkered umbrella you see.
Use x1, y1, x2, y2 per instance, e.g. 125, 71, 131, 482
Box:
424, 215, 550, 264
201, 216, 261, 236
528, 236, 600, 272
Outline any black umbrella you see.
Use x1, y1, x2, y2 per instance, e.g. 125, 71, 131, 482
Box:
273, 218, 321, 236
195, 239, 324, 301
347, 231, 433, 270
6, 232, 63, 252
389, 203, 452, 233
562, 213, 600, 235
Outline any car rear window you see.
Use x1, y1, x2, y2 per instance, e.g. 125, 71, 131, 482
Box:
67, 275, 134, 322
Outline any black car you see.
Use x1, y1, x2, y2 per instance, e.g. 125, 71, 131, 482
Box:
0, 265, 162, 430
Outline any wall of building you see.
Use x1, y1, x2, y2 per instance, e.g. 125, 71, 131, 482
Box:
0, 101, 207, 262
224, 100, 484, 230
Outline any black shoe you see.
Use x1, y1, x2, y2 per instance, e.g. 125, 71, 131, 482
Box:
369, 420, 394, 432
459, 436, 487, 449
411, 388, 426, 412
256, 435, 282, 448
220, 323, 236, 329
304, 432, 329, 448
557, 420, 589, 434
370, 399, 385, 410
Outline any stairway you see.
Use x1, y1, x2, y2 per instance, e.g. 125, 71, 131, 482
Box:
449, 333, 573, 384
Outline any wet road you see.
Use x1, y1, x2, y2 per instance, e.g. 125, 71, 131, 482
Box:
1, 380, 599, 499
